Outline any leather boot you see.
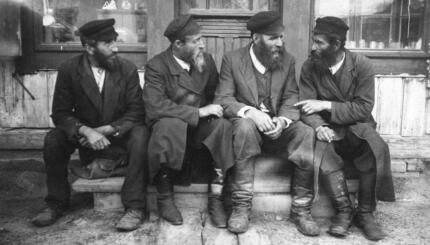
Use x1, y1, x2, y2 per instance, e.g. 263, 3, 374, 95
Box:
228, 158, 254, 233
290, 168, 320, 236
116, 209, 145, 231
355, 170, 386, 241
155, 170, 183, 225
321, 170, 353, 237
208, 170, 228, 228
32, 205, 63, 227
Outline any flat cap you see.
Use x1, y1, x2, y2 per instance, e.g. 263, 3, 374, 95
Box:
79, 18, 118, 41
247, 11, 284, 35
314, 16, 349, 39
164, 15, 201, 42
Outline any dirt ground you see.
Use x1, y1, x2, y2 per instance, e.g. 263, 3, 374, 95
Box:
1, 169, 429, 245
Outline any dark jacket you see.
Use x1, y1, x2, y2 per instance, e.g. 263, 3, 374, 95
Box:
299, 50, 395, 202
51, 53, 144, 140
214, 44, 299, 120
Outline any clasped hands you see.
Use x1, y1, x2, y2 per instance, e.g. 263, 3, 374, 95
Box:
245, 108, 286, 140
78, 125, 115, 150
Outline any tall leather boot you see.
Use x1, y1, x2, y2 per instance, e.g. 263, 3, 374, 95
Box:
208, 168, 227, 228
321, 170, 354, 237
290, 168, 320, 236
354, 170, 386, 241
155, 169, 183, 225
228, 158, 254, 233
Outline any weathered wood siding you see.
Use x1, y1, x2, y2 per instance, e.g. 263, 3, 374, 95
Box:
1, 62, 429, 138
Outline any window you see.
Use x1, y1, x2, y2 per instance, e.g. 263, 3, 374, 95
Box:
314, 0, 426, 50
179, 0, 281, 14
18, 0, 148, 73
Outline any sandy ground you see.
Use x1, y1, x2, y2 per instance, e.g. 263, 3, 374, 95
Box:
1, 169, 429, 245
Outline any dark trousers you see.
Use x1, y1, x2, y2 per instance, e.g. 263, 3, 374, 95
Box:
147, 117, 234, 183
43, 125, 149, 210
230, 119, 314, 205
319, 130, 377, 212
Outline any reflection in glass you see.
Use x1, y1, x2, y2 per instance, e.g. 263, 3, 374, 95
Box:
315, 0, 425, 50
42, 0, 147, 44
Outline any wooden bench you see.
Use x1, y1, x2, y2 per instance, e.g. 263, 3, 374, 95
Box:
72, 157, 359, 217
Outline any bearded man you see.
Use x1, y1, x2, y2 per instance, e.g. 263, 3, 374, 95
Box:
296, 16, 395, 241
214, 11, 318, 235
143, 15, 234, 227
32, 19, 149, 232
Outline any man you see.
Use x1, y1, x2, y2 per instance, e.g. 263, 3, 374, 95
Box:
214, 11, 319, 235
296, 16, 395, 241
143, 15, 234, 227
31, 19, 148, 232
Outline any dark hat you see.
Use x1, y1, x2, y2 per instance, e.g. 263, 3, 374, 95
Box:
79, 18, 118, 41
164, 15, 201, 42
247, 11, 284, 35
314, 16, 349, 39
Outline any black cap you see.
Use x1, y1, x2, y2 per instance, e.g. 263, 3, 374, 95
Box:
314, 16, 349, 39
164, 15, 201, 42
247, 11, 284, 35
79, 18, 118, 41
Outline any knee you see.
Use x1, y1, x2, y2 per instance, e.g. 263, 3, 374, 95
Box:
152, 118, 183, 133
233, 118, 258, 138
44, 128, 68, 149
294, 121, 315, 139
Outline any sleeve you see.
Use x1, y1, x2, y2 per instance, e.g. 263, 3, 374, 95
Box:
330, 57, 375, 125
298, 62, 330, 130
277, 56, 300, 121
214, 54, 249, 118
110, 68, 145, 137
51, 64, 83, 140
143, 62, 199, 126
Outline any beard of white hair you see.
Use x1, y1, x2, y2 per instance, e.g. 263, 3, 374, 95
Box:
192, 50, 206, 73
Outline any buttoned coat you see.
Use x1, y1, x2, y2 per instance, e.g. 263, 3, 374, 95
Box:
299, 50, 395, 202
214, 44, 300, 121
51, 53, 145, 141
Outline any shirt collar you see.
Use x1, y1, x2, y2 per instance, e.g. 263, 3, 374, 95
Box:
249, 44, 266, 74
329, 51, 346, 75
173, 54, 191, 72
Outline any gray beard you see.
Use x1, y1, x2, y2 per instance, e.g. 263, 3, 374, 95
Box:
192, 51, 205, 73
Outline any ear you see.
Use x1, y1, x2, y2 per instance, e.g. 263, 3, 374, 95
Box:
85, 44, 95, 55
251, 33, 260, 43
333, 39, 342, 51
173, 39, 184, 49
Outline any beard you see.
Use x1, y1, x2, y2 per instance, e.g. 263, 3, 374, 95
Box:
93, 49, 117, 71
254, 40, 284, 71
310, 45, 337, 71
191, 49, 206, 73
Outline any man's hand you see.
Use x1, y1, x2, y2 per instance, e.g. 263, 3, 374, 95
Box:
245, 108, 275, 133
94, 125, 116, 136
78, 126, 111, 150
264, 117, 285, 140
199, 104, 223, 118
315, 126, 335, 142
294, 100, 331, 115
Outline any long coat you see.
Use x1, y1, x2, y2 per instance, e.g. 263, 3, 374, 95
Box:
143, 48, 231, 181
299, 50, 395, 202
214, 44, 300, 121
51, 53, 145, 141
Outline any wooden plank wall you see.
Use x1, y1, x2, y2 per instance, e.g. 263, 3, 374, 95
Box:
1, 61, 429, 138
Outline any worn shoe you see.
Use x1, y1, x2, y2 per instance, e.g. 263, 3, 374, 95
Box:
328, 211, 353, 237
355, 212, 386, 241
228, 206, 251, 233
208, 194, 228, 228
116, 209, 145, 231
158, 194, 183, 225
31, 207, 62, 227
290, 212, 320, 236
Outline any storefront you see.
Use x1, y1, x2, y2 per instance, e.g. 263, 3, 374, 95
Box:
1, 0, 429, 156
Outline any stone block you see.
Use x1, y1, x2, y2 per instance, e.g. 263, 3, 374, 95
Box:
391, 159, 407, 173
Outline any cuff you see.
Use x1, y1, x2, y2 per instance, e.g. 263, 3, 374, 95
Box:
237, 106, 255, 118
278, 116, 292, 129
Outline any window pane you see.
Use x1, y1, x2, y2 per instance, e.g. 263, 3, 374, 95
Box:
179, 0, 279, 12
42, 0, 147, 44
314, 0, 425, 50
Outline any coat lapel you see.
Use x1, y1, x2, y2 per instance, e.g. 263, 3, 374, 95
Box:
270, 62, 285, 112
102, 68, 121, 123
337, 51, 356, 99
78, 55, 103, 115
240, 47, 258, 105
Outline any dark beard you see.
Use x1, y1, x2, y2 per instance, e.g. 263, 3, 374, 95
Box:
93, 50, 117, 71
254, 41, 284, 71
310, 46, 337, 72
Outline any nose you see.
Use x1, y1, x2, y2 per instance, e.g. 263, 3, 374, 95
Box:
109, 41, 118, 52
311, 42, 317, 51
274, 36, 283, 47
198, 38, 205, 49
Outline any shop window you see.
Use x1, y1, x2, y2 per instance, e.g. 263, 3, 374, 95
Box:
314, 0, 426, 50
18, 0, 148, 73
